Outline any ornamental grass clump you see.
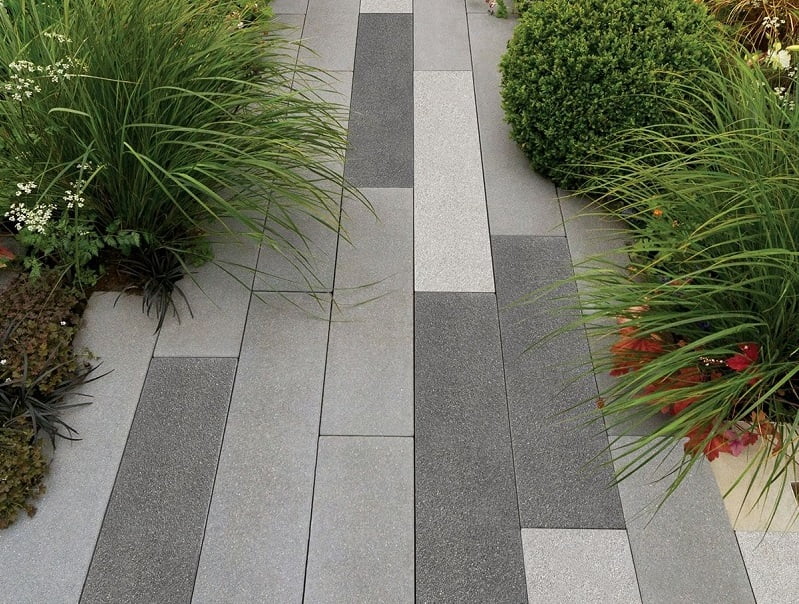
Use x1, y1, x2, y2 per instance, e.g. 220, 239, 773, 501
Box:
556, 55, 799, 525
499, 0, 721, 190
0, 0, 359, 321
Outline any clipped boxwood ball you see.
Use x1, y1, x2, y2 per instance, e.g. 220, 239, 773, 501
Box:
500, 0, 720, 190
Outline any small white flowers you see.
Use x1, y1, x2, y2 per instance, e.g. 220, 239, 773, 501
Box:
3, 55, 82, 102
43, 31, 72, 44
763, 16, 785, 31
15, 181, 37, 196
59, 321, 67, 326
0, 359, 7, 366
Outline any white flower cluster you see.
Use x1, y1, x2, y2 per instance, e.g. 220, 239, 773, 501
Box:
3, 55, 82, 102
5, 199, 56, 234
768, 48, 792, 70
763, 16, 786, 31
63, 179, 86, 209
15, 181, 37, 196
43, 31, 72, 44
773, 86, 796, 110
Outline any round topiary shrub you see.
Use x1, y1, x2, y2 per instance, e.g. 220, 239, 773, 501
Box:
500, 0, 722, 190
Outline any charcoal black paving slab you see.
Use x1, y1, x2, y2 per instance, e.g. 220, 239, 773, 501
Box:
492, 235, 625, 529
344, 14, 413, 187
80, 357, 237, 604
415, 292, 528, 603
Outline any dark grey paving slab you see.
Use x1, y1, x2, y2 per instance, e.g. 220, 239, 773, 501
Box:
304, 436, 414, 602
299, 0, 360, 71
344, 14, 413, 188
413, 0, 471, 70
415, 292, 528, 602
322, 189, 413, 436
81, 357, 237, 604
614, 436, 755, 604
492, 235, 625, 528
0, 293, 157, 603
469, 15, 564, 236
521, 529, 640, 602
193, 294, 330, 603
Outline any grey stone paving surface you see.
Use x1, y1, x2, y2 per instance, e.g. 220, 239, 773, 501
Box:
361, 0, 412, 11
322, 188, 413, 436
492, 235, 625, 529
737, 531, 799, 603
468, 15, 565, 237
304, 436, 414, 602
300, 0, 360, 71
413, 0, 471, 70
614, 437, 755, 604
414, 70, 494, 292
0, 293, 157, 603
415, 292, 528, 602
272, 0, 308, 13
81, 358, 236, 604
521, 529, 641, 603
193, 294, 330, 603
344, 14, 413, 188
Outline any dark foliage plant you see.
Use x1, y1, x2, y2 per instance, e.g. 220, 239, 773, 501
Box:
0, 419, 48, 529
499, 0, 722, 190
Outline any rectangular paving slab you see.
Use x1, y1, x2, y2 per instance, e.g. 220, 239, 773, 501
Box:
322, 189, 413, 436
614, 436, 755, 604
304, 436, 414, 602
360, 0, 411, 11
344, 14, 413, 188
521, 529, 640, 602
737, 531, 799, 603
193, 294, 330, 603
81, 357, 237, 604
413, 0, 471, 70
272, 0, 308, 13
0, 293, 157, 603
415, 292, 528, 602
300, 0, 360, 71
414, 70, 494, 292
492, 235, 625, 528
468, 14, 564, 237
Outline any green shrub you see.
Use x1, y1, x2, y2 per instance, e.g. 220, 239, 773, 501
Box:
553, 54, 799, 525
0, 0, 363, 314
499, 0, 722, 190
0, 419, 48, 529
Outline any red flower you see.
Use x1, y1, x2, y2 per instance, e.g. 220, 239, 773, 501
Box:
684, 424, 759, 461
609, 328, 664, 376
726, 343, 759, 372
643, 366, 703, 415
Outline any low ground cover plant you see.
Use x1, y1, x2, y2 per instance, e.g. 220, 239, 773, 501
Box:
555, 55, 799, 525
499, 0, 720, 190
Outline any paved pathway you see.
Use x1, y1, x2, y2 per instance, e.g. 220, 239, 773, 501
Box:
2, 1, 799, 602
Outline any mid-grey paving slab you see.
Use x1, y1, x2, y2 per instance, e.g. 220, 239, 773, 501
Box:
0, 293, 156, 603
322, 188, 413, 436
737, 531, 799, 603
360, 0, 411, 12
414, 70, 494, 292
81, 357, 236, 604
274, 13, 305, 65
492, 235, 625, 528
272, 0, 309, 13
193, 294, 330, 603
344, 14, 413, 188
415, 292, 528, 602
154, 226, 258, 357
469, 15, 564, 237
304, 436, 414, 603
521, 529, 641, 603
413, 0, 471, 70
299, 0, 360, 71
614, 436, 755, 604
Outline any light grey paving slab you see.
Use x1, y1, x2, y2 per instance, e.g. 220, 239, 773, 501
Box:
272, 0, 309, 13
493, 235, 625, 528
469, 15, 564, 236
736, 531, 798, 603
193, 294, 330, 604
154, 226, 259, 357
415, 71, 494, 292
0, 293, 156, 603
344, 14, 413, 188
322, 189, 413, 436
614, 436, 755, 604
415, 292, 528, 602
413, 0, 471, 70
559, 191, 668, 438
273, 14, 305, 66
81, 357, 236, 604
360, 0, 411, 12
299, 0, 360, 71
304, 436, 414, 603
521, 529, 641, 603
